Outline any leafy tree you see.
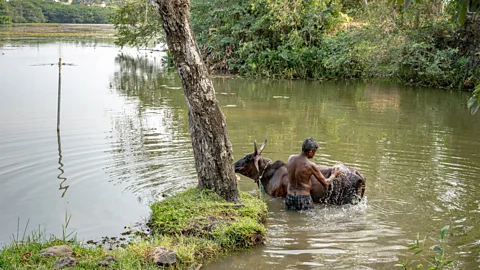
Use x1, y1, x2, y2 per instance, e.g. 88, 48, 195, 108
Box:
112, 0, 163, 47
4, 0, 114, 24
8, 0, 45, 23
0, 0, 12, 24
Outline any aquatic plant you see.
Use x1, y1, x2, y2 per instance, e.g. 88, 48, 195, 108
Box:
468, 82, 480, 115
395, 225, 454, 270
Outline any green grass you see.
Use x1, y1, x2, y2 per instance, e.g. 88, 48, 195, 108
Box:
149, 188, 267, 250
0, 188, 268, 269
0, 229, 120, 270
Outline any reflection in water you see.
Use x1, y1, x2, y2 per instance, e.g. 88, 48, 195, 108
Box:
107, 53, 196, 201
56, 130, 69, 198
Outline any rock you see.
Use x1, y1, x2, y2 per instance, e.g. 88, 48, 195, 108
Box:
151, 246, 176, 266
97, 256, 116, 267
40, 245, 73, 257
53, 256, 77, 269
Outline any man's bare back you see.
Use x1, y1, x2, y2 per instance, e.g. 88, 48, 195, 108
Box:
285, 138, 340, 210
288, 154, 319, 195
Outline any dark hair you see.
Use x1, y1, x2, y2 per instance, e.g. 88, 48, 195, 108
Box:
302, 137, 319, 153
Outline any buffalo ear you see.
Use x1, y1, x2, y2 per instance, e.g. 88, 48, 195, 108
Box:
258, 139, 267, 154
254, 140, 258, 155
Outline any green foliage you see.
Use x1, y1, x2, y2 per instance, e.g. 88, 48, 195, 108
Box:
387, 0, 480, 27
395, 40, 470, 88
191, 0, 346, 74
4, 0, 114, 24
0, 227, 160, 269
112, 0, 476, 89
112, 0, 163, 48
8, 0, 45, 23
447, 0, 480, 25
468, 83, 480, 115
0, 15, 12, 24
395, 226, 454, 270
40, 1, 115, 24
0, 0, 12, 24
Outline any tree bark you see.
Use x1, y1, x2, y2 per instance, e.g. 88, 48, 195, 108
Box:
155, 0, 239, 202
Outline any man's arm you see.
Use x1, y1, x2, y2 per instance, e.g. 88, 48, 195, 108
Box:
311, 164, 338, 188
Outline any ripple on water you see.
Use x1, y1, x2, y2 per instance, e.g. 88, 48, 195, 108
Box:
252, 200, 405, 269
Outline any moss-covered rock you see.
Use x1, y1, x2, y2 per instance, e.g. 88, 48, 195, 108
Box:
149, 188, 267, 252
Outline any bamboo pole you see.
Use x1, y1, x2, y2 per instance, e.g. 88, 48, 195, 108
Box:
56, 57, 68, 197
57, 58, 62, 132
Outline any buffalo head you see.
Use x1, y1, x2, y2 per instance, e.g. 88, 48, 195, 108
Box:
234, 139, 267, 181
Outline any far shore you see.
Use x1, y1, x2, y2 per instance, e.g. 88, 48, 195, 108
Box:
0, 23, 116, 38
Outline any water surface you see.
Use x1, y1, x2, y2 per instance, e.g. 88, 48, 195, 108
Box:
1, 38, 479, 269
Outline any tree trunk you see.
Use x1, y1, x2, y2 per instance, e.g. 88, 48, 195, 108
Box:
155, 0, 239, 202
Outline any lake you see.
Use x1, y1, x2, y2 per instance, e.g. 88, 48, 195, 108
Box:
1, 35, 479, 269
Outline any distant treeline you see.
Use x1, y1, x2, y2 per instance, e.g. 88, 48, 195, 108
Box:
0, 0, 115, 24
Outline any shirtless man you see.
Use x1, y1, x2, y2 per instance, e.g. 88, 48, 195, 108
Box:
285, 137, 340, 211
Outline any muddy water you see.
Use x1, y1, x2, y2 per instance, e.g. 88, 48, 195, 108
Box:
0, 39, 479, 269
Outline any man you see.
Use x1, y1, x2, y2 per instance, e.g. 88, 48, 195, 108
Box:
285, 137, 340, 211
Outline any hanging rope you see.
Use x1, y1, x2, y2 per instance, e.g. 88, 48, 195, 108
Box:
257, 159, 272, 199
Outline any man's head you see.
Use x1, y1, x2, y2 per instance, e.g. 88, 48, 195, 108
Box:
302, 137, 319, 158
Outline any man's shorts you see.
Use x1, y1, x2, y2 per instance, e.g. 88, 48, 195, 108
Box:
284, 194, 314, 211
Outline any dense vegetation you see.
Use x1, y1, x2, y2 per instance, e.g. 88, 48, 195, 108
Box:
113, 0, 479, 91
0, 0, 114, 24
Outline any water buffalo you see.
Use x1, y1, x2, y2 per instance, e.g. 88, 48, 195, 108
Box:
234, 139, 366, 205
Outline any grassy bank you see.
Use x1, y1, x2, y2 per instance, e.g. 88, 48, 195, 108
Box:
0, 188, 268, 269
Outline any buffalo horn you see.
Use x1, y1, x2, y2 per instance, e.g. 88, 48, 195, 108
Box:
258, 139, 267, 154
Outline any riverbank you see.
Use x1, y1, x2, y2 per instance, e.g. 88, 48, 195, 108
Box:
0, 24, 115, 38
0, 188, 268, 269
